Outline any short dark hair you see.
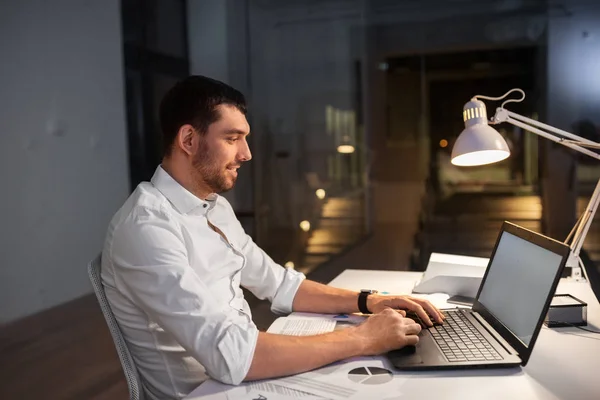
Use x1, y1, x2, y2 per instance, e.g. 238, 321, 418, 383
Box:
159, 75, 247, 156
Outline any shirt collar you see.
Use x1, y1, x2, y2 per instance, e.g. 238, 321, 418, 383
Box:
151, 166, 218, 215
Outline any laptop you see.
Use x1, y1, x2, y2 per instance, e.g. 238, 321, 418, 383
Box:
388, 221, 570, 370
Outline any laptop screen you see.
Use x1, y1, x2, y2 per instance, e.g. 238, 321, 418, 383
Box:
476, 228, 566, 346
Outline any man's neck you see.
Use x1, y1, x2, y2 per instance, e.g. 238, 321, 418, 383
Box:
160, 161, 213, 200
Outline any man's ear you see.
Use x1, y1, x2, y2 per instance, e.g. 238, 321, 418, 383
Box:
175, 124, 197, 156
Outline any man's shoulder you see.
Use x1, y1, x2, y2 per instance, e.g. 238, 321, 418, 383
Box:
134, 181, 173, 213
103, 183, 180, 263
110, 182, 174, 228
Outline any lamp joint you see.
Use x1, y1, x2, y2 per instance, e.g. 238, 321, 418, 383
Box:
491, 108, 509, 124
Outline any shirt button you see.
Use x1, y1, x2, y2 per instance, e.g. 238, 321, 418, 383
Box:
203, 204, 208, 208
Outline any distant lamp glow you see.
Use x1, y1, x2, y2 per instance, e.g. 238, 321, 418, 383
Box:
299, 220, 311, 232
439, 139, 448, 148
451, 99, 510, 166
315, 189, 326, 199
284, 261, 295, 269
332, 109, 356, 154
337, 144, 355, 154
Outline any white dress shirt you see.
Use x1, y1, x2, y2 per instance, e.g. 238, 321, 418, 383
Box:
101, 166, 305, 399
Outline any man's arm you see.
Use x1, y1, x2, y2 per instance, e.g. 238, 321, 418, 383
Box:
243, 281, 445, 381
292, 280, 445, 325
235, 229, 443, 325
245, 308, 420, 381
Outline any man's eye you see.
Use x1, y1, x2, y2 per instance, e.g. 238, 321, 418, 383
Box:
226, 137, 238, 143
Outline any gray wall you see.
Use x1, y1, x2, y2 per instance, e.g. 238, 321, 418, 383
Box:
0, 0, 129, 323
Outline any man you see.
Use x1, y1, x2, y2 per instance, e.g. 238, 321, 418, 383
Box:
102, 75, 444, 399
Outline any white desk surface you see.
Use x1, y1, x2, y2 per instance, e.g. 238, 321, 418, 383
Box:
186, 270, 600, 400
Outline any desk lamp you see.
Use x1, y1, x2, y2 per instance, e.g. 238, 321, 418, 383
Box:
451, 88, 600, 281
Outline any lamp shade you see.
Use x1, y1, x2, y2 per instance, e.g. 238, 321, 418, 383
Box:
451, 100, 511, 166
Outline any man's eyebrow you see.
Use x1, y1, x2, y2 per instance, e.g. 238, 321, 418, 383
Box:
223, 129, 250, 136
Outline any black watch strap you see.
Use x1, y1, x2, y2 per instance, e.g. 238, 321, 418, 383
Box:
358, 289, 377, 314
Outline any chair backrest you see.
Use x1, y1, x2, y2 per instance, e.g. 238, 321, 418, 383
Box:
88, 254, 145, 400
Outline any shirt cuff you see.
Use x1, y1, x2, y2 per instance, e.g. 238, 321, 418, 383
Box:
270, 268, 306, 315
216, 322, 259, 385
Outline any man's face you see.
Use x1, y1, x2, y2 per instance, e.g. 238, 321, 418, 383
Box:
192, 104, 252, 194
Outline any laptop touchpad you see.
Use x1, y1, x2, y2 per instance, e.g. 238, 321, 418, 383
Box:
388, 347, 423, 365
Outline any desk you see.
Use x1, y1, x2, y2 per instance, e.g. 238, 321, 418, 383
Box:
186, 270, 600, 400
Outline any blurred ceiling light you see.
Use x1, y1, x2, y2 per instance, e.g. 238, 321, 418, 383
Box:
335, 110, 356, 154
299, 220, 311, 232
337, 144, 355, 154
284, 261, 295, 269
315, 189, 326, 199
439, 139, 448, 148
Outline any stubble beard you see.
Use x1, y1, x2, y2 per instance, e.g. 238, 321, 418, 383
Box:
192, 140, 237, 194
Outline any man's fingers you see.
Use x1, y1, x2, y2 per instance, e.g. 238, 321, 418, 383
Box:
381, 295, 446, 324
389, 297, 434, 326
405, 320, 422, 335
419, 301, 445, 323
405, 300, 433, 326
379, 307, 406, 317
404, 335, 420, 346
409, 298, 445, 324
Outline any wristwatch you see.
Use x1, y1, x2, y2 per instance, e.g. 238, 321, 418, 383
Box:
358, 289, 378, 314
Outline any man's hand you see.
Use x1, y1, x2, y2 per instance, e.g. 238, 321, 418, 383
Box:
367, 294, 445, 326
353, 308, 422, 355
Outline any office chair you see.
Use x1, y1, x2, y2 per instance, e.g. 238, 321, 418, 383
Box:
88, 255, 145, 400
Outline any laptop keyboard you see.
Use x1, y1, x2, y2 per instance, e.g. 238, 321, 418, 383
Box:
429, 310, 504, 362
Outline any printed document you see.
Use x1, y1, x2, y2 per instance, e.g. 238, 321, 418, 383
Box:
267, 317, 336, 336
261, 357, 407, 400
226, 381, 322, 399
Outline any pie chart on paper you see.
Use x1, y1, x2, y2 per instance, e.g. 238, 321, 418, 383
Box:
347, 367, 393, 385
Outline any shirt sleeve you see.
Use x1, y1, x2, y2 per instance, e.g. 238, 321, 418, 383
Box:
109, 207, 257, 385
239, 233, 305, 315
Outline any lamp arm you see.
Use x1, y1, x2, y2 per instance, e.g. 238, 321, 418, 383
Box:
562, 140, 600, 149
571, 179, 600, 259
504, 110, 599, 147
493, 109, 600, 161
492, 107, 600, 279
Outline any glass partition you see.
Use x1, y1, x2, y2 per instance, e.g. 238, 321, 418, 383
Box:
245, 1, 371, 273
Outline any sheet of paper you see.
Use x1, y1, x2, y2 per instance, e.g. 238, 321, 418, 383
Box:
226, 381, 322, 399
288, 312, 367, 325
267, 317, 336, 335
262, 357, 406, 400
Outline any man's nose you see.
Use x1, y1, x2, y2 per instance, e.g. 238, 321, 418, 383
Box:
239, 139, 252, 161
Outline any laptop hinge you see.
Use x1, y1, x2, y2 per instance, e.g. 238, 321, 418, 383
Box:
471, 311, 519, 355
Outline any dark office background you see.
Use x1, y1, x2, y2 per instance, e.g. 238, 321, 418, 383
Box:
1, 0, 599, 398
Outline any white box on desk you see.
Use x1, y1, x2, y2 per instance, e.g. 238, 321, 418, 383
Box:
412, 252, 489, 298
